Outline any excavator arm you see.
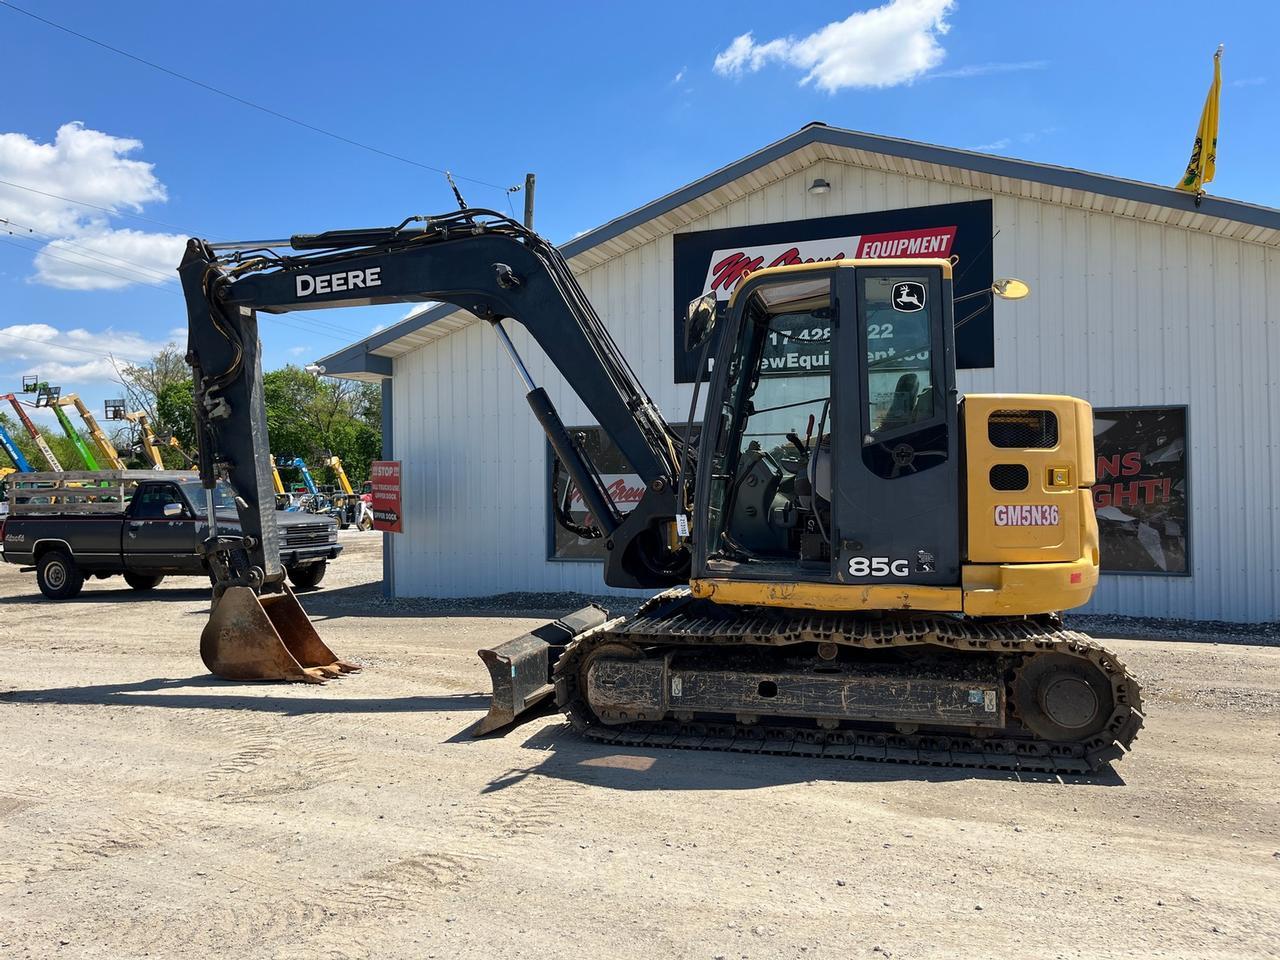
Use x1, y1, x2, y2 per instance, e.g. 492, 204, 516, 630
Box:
180, 209, 690, 597
180, 209, 691, 684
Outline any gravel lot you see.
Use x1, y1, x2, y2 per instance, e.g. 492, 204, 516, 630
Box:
1, 532, 1278, 959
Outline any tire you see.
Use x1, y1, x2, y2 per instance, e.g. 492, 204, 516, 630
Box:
123, 572, 165, 591
287, 561, 327, 590
37, 550, 85, 600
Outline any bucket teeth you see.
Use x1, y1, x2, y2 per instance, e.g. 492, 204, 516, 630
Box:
201, 584, 359, 683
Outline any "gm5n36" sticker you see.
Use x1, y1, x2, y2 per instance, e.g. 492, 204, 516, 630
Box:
994, 504, 1060, 526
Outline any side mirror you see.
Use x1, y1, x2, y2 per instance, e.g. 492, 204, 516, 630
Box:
163, 502, 184, 518
684, 292, 719, 352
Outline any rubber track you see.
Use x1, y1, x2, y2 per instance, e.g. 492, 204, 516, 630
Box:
553, 588, 1144, 774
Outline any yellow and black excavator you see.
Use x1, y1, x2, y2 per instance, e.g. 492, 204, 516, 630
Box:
179, 208, 1142, 772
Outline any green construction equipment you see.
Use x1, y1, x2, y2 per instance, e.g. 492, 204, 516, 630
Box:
59, 394, 126, 470
31, 383, 99, 470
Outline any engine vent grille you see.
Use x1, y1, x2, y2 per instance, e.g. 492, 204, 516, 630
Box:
988, 409, 1058, 448
989, 464, 1030, 491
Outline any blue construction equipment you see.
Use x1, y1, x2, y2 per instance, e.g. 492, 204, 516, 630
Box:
276, 456, 319, 496
0, 420, 33, 472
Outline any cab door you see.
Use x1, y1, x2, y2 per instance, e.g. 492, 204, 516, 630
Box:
830, 265, 960, 586
125, 482, 202, 574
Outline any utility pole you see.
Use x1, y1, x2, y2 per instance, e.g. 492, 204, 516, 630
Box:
523, 173, 536, 230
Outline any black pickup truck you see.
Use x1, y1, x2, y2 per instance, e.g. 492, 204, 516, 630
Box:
0, 471, 341, 599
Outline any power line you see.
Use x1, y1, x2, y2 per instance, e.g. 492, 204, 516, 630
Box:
0, 176, 202, 235
0, 1, 516, 194
0, 327, 152, 365
0, 221, 371, 341
1, 218, 174, 283
0, 235, 176, 290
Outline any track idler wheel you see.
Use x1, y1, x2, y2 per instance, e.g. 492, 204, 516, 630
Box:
1013, 652, 1112, 742
201, 585, 360, 683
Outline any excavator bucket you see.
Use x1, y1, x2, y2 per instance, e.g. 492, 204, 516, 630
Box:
200, 584, 360, 683
474, 604, 609, 736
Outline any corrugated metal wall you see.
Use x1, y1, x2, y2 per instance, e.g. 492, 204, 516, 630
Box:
392, 160, 1280, 621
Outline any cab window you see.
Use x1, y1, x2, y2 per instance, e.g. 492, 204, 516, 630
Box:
862, 275, 935, 440
705, 275, 834, 565
130, 484, 188, 519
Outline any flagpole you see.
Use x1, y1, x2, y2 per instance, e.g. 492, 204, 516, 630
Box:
1195, 44, 1223, 207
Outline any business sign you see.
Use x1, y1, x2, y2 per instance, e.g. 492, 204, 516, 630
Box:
1093, 406, 1189, 575
369, 460, 403, 533
672, 199, 994, 382
546, 428, 639, 561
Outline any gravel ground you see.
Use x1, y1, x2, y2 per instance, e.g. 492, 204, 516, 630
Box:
1, 532, 1278, 959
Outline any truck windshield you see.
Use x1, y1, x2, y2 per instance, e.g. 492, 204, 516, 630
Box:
180, 480, 239, 516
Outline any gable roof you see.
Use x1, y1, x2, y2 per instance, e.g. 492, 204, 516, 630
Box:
319, 121, 1280, 381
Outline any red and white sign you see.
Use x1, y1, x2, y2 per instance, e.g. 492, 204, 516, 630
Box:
568, 474, 644, 514
994, 504, 1061, 527
701, 226, 957, 299
370, 460, 402, 533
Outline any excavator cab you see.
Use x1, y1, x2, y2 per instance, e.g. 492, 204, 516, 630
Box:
693, 263, 960, 591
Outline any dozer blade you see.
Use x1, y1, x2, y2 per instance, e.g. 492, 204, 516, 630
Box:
201, 584, 360, 683
474, 604, 608, 736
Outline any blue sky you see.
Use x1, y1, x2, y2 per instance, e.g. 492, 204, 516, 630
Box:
0, 0, 1276, 425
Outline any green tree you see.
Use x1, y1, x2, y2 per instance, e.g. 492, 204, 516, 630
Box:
0, 410, 88, 471
110, 344, 195, 469
104, 350, 382, 485
156, 379, 197, 450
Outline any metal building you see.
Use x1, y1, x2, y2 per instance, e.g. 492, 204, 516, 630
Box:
320, 123, 1280, 622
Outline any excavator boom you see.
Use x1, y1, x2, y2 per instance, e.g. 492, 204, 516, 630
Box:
181, 209, 688, 686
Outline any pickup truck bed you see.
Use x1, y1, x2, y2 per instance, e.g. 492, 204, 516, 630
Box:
1, 471, 341, 599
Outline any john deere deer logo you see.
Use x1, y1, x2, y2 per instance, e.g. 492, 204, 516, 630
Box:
891, 281, 926, 312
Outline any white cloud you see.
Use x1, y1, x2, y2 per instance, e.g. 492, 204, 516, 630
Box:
1230, 76, 1266, 88
33, 227, 186, 291
712, 0, 954, 92
287, 345, 308, 356
671, 66, 687, 85
0, 121, 182, 290
399, 302, 440, 323
968, 126, 1057, 153
928, 59, 1047, 80
0, 322, 171, 384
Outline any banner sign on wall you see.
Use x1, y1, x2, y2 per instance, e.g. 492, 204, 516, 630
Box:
1092, 407, 1189, 575
547, 428, 640, 561
369, 460, 403, 533
672, 199, 994, 382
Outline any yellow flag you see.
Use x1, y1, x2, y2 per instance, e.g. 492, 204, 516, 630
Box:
1176, 46, 1222, 194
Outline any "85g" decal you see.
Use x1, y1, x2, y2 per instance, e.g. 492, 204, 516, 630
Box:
848, 556, 910, 578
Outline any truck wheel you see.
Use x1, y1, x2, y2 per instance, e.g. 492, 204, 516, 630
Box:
123, 572, 165, 591
287, 562, 327, 590
37, 550, 85, 600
